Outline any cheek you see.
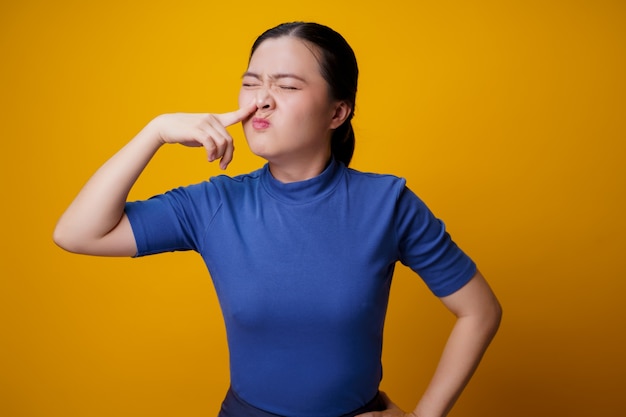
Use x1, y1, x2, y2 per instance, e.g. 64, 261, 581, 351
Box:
238, 88, 252, 107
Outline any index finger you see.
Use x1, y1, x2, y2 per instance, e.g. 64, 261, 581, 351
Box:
216, 102, 257, 127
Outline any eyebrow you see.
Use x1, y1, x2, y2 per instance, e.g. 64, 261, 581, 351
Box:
242, 71, 307, 83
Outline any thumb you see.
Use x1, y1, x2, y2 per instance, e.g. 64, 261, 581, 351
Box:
378, 391, 401, 410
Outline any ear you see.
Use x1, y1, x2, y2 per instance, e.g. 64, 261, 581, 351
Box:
329, 101, 352, 130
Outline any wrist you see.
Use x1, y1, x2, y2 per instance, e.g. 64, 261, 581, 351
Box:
140, 116, 168, 148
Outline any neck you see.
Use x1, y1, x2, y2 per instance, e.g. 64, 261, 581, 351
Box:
268, 151, 332, 183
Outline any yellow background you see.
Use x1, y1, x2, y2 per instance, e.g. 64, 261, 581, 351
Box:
1, 1, 625, 416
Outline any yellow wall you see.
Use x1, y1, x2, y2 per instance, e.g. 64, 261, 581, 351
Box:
1, 1, 625, 416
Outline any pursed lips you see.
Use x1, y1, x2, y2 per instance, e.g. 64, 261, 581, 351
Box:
252, 117, 270, 129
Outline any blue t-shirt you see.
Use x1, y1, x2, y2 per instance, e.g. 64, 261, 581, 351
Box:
125, 159, 476, 417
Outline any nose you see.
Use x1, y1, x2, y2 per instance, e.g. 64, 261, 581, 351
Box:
255, 87, 275, 110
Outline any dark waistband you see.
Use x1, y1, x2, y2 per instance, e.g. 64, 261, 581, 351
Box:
218, 387, 385, 417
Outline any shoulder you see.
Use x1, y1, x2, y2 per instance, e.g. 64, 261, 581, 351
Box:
209, 166, 264, 188
142, 166, 264, 206
342, 166, 432, 216
343, 166, 407, 197
213, 165, 264, 182
209, 166, 263, 190
344, 166, 405, 183
200, 166, 265, 203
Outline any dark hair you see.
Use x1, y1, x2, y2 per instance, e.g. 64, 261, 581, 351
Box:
250, 22, 358, 167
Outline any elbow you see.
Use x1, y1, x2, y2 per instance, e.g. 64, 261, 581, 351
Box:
487, 298, 503, 338
52, 223, 76, 253
53, 221, 86, 254
53, 216, 136, 257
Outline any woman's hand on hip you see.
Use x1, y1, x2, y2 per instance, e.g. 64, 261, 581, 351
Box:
356, 392, 419, 417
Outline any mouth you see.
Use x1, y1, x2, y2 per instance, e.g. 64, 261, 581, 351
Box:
251, 117, 270, 130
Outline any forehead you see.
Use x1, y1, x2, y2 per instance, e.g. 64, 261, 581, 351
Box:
247, 36, 322, 76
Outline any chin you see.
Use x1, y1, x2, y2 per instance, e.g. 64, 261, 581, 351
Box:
244, 138, 273, 161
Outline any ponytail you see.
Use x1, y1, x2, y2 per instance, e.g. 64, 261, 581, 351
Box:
331, 120, 355, 167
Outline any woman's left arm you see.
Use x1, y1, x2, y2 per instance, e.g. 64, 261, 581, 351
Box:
359, 270, 502, 417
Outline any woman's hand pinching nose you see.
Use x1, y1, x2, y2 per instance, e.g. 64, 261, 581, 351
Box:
212, 103, 257, 169
216, 101, 257, 128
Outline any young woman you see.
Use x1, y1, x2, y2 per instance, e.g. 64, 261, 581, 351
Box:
54, 22, 501, 417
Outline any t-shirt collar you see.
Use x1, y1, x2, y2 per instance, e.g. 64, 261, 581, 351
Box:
260, 158, 344, 204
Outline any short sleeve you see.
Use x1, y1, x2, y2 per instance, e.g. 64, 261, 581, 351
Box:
124, 182, 222, 257
395, 186, 476, 297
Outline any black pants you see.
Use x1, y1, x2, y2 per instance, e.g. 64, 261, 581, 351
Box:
218, 387, 386, 417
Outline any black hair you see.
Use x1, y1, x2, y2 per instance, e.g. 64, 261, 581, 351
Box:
250, 22, 358, 167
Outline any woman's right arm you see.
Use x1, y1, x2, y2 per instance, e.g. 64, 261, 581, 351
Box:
53, 105, 256, 257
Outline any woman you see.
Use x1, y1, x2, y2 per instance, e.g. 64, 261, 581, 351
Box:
54, 22, 501, 417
